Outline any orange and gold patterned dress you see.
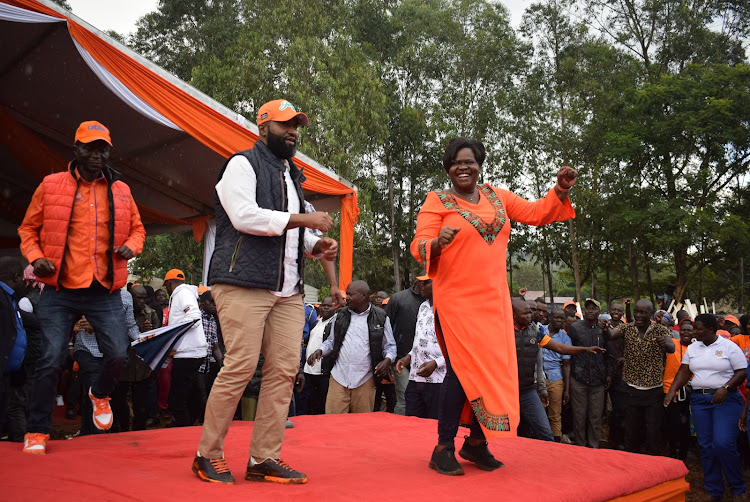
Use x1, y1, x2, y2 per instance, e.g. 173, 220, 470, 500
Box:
410, 184, 575, 437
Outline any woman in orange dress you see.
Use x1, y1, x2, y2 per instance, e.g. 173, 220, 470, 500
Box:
410, 137, 577, 475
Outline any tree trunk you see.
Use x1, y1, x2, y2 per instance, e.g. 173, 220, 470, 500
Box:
673, 243, 689, 303
385, 146, 401, 292
605, 261, 611, 309
740, 257, 744, 313
591, 267, 597, 300
628, 243, 640, 299
546, 254, 555, 303
644, 249, 655, 305
568, 220, 582, 302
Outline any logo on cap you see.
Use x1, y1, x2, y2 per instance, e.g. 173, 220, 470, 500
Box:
260, 112, 268, 121
279, 100, 296, 111
88, 124, 106, 131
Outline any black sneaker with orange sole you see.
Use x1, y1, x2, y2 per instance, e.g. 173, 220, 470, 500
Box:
245, 458, 308, 484
192, 455, 235, 484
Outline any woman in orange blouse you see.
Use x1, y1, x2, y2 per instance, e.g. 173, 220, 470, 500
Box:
410, 138, 576, 475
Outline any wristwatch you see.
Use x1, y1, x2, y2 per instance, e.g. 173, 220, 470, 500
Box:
722, 384, 731, 390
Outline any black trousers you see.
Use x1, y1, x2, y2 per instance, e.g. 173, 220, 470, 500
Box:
374, 379, 396, 412
5, 361, 36, 441
111, 375, 154, 432
608, 380, 628, 449
624, 385, 664, 455
665, 390, 691, 460
169, 358, 203, 427
305, 373, 330, 415
437, 354, 485, 446
405, 380, 441, 419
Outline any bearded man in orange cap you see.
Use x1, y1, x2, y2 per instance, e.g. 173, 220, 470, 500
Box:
194, 99, 339, 485
18, 121, 146, 454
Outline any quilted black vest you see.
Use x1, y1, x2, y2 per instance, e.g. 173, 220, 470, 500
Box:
516, 325, 541, 392
208, 141, 306, 291
323, 306, 387, 374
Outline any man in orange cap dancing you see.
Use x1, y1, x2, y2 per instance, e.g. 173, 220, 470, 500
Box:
194, 100, 339, 485
18, 121, 146, 454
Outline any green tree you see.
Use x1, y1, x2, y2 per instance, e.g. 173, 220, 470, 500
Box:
130, 231, 204, 285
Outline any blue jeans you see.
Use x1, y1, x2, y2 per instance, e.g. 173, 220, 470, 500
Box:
27, 284, 128, 434
691, 392, 746, 497
519, 389, 554, 441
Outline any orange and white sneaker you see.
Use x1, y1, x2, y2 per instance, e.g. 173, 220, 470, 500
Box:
23, 433, 49, 455
88, 387, 113, 431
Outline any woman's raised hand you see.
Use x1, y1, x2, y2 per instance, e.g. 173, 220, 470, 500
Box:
437, 226, 461, 249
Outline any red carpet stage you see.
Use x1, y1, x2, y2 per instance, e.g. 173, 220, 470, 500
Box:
1, 413, 688, 501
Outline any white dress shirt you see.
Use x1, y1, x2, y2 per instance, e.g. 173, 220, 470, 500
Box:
215, 154, 320, 297
319, 306, 397, 389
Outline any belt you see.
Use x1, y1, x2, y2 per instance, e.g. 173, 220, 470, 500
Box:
695, 388, 734, 394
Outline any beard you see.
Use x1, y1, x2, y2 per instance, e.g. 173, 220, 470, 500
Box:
266, 128, 297, 159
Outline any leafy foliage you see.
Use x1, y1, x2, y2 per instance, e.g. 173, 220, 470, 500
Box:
126, 0, 750, 310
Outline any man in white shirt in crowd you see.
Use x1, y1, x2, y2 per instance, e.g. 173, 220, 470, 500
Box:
194, 99, 339, 486
308, 280, 396, 414
164, 269, 208, 428
303, 296, 336, 414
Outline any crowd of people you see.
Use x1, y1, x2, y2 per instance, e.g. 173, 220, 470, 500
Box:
2, 109, 749, 499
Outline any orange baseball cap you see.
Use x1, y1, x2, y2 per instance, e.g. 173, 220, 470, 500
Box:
163, 269, 186, 282
197, 285, 210, 294
724, 314, 740, 326
74, 121, 112, 146
257, 99, 309, 126
563, 300, 577, 308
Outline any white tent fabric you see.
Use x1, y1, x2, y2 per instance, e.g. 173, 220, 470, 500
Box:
71, 38, 181, 131
0, 2, 180, 131
0, 1, 59, 22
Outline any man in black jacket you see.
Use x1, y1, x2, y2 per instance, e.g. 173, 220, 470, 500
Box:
385, 278, 425, 414
194, 99, 339, 486
567, 298, 613, 448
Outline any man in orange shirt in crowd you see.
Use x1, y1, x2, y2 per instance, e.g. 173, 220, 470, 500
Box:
18, 121, 146, 454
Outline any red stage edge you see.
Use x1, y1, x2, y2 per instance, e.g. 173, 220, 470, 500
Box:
1, 413, 689, 501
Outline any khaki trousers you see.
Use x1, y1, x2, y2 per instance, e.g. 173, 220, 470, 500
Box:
198, 284, 304, 460
545, 378, 564, 437
325, 375, 375, 414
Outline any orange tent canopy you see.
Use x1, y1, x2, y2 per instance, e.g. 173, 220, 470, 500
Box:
1, 0, 358, 292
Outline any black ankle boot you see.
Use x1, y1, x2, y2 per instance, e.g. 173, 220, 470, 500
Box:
458, 436, 504, 471
428, 445, 465, 475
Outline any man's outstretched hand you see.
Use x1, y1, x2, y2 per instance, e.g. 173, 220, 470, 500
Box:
307, 349, 323, 367
315, 237, 338, 261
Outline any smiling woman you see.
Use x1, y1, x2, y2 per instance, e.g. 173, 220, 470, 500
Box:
410, 137, 577, 476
